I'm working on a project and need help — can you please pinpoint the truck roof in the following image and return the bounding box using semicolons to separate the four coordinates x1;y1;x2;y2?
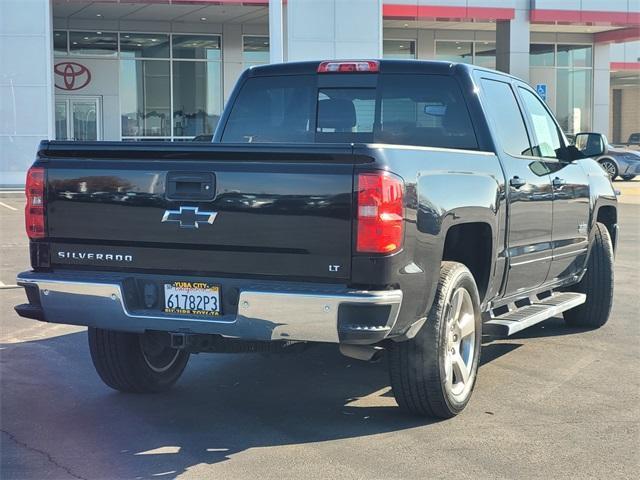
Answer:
246;59;466;77
245;59;522;83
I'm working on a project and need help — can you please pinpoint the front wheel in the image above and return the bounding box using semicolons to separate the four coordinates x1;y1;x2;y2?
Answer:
88;329;190;393
563;222;614;328
388;262;482;418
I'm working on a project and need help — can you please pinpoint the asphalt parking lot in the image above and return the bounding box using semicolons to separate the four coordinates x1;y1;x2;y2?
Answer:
1;184;639;480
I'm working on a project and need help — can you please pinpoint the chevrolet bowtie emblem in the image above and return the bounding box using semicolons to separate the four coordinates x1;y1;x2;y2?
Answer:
161;206;217;229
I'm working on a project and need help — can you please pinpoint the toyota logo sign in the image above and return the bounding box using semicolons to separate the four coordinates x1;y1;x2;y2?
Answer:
54;62;91;91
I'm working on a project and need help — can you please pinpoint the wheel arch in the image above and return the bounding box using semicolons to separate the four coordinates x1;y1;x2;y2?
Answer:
594;203;618;252
440;221;495;304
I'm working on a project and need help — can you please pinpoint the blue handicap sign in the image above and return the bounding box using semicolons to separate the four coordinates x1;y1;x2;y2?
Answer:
535;83;547;101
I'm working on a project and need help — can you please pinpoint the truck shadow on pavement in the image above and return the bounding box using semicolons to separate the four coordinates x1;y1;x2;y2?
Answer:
0;316;585;479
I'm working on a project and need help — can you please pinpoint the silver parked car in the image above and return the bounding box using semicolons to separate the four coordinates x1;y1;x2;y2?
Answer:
575;132;640;181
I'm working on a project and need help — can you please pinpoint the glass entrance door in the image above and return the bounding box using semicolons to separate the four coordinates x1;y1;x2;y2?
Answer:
55;96;102;141
55;100;68;140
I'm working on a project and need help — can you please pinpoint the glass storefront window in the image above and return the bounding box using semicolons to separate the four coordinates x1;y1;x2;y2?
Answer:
383;40;416;59
556;68;592;134
173;61;223;137
474;42;496;69
172;35;221;60
436;41;473;64
120;59;171;137
54;31;67;55
54;30;223;140
120;33;169;59
557;45;592;68
530;44;555;67
69;31;117;56
243;36;269;67
529;42;594;134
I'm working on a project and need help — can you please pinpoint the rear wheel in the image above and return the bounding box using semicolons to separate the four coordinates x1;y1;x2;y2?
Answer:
388;262;482;418
88;329;190;393
599;158;618;180
563;222;614;329
621;175;636;181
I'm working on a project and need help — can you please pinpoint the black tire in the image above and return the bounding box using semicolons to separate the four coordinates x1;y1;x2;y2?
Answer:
88;328;190;393
621;175;636;181
563;222;614;329
598;158;618;180
388;262;482;418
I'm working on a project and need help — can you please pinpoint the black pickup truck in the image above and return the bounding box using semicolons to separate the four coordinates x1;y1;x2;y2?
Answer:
16;60;617;418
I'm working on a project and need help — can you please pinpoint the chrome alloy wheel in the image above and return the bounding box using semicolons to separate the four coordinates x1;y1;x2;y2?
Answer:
139;332;181;373
600;160;617;178
444;287;477;401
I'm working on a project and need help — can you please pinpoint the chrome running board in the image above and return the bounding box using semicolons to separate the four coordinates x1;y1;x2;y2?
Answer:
485;292;586;336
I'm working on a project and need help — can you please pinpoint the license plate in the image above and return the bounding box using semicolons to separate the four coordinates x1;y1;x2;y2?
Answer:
164;281;221;316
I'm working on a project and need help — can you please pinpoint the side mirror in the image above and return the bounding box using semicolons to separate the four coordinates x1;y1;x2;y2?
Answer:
574;132;608;158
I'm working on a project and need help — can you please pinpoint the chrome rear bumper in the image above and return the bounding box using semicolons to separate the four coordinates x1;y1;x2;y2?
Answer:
16;271;402;344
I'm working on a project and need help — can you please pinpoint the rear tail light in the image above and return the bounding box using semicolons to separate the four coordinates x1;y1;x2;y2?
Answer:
356;171;404;254
25;166;46;239
317;60;379;73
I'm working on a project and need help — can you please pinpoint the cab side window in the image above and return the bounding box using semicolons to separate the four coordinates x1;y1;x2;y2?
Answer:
480;79;533;157
518;88;563;159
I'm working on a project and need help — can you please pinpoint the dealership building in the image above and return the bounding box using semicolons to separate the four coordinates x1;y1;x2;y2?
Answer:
1;0;638;186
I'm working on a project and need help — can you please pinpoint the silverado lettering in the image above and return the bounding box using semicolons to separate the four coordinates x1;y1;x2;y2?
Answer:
57;251;133;262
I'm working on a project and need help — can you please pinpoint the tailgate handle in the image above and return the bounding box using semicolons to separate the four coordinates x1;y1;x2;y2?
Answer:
166;172;215;201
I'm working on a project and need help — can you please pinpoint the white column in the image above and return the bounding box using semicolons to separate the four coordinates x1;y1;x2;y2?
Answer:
222;23;243;104
0;0;54;186
495;2;530;82
269;0;285;63
592;42;611;135
286;0;382;62
417;29;435;60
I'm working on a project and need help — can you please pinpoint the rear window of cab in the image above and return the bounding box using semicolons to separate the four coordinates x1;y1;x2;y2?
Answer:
220;74;478;150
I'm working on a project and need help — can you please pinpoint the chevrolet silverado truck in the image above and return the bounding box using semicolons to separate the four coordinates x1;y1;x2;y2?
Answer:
16;60;617;418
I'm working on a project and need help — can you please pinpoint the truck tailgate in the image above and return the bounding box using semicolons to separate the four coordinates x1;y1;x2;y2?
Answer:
41;144;356;281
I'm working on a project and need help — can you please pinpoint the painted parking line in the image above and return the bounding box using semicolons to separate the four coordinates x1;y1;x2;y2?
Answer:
0;201;18;211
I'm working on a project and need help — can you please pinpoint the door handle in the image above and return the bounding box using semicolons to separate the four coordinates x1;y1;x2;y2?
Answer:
552;177;566;188
509;176;527;189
